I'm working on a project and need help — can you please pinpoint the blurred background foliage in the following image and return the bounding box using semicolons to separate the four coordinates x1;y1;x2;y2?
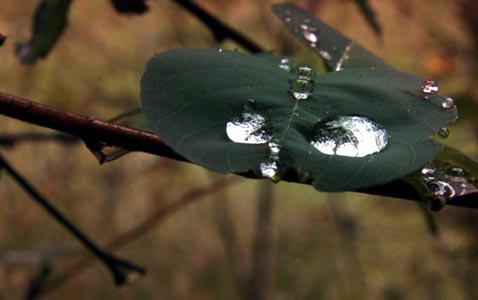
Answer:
0;0;477;299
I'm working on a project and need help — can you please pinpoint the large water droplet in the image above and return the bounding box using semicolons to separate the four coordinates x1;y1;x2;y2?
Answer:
421;80;439;94
310;116;388;157
278;57;294;72
226;112;272;144
442;97;455;109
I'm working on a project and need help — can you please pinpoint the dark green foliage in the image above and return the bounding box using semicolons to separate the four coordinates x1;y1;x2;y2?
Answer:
140;48;457;191
15;0;72;64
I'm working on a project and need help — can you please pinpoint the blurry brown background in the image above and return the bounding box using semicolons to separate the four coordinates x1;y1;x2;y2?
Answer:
0;0;477;299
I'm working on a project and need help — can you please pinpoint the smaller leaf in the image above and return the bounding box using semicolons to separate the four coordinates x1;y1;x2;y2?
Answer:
110;0;149;14
272;2;391;71
15;0;72;64
352;0;381;37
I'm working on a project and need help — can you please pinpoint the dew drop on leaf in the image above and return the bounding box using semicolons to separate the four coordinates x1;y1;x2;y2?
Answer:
319;50;332;61
278;57;294;72
226;112;272;144
421;80;439;94
289;79;314;100
437;127;449;139
310;116;388;157
260;160;280;180
442;97;455;109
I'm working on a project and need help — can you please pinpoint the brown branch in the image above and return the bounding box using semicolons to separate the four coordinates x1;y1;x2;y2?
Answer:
0;91;185;162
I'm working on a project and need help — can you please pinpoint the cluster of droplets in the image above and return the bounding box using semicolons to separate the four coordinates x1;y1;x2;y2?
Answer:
260;140;282;181
420;80;456;109
310;116;389;157
288;66;316;100
419;80;456;139
272;5;333;64
225;104;282;180
420;162;478;210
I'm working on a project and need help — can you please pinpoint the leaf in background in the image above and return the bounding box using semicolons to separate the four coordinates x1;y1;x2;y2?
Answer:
272;2;390;71
404;145;478;210
0;33;6;47
352;0;381;37
15;0;72;64
110;0;149;14
141;48;457;191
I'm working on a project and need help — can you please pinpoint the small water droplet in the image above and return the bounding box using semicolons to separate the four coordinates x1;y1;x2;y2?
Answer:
310;116;388;157
319;50;332;61
244;98;257;110
226;112;272;144
218;48;223;53
284;17;291;22
278;57;294;72
421;80;439;94
448;167;465;178
268;141;281;156
289;78;314;100
303;30;318;44
437;127;449;139
260;160;279;180
442;97;455;109
296;66;316;81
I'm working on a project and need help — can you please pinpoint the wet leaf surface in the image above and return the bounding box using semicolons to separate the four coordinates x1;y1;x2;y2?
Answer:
141;48;457;191
272;3;389;71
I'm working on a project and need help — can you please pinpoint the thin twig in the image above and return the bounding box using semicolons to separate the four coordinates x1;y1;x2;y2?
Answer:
35;176;239;297
0;91;184;161
172;0;263;53
249;181;275;300
0;154;146;288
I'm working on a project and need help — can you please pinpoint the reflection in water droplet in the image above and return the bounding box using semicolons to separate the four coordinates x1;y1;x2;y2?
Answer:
420;162;478;205
303;30;318;44
296;66;316;81
289;66;316;100
226;112;272;144
278;57;294;72
319;50;332;61
421;80;439;94
442;97;455;109
218;48;223;53
289;79;314;100
437;127;449;139
310;116;388;157
268;141;281;156
260;160;279;180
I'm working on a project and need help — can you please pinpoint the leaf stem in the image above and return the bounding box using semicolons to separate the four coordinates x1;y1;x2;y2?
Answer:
172;0;263;53
0;91;184;161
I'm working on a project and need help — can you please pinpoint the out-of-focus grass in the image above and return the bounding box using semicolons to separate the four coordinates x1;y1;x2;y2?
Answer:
1;1;477;299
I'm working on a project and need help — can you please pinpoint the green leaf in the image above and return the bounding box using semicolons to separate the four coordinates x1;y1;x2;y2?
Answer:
15;0;72;64
272;3;390;71
141;48;457;191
